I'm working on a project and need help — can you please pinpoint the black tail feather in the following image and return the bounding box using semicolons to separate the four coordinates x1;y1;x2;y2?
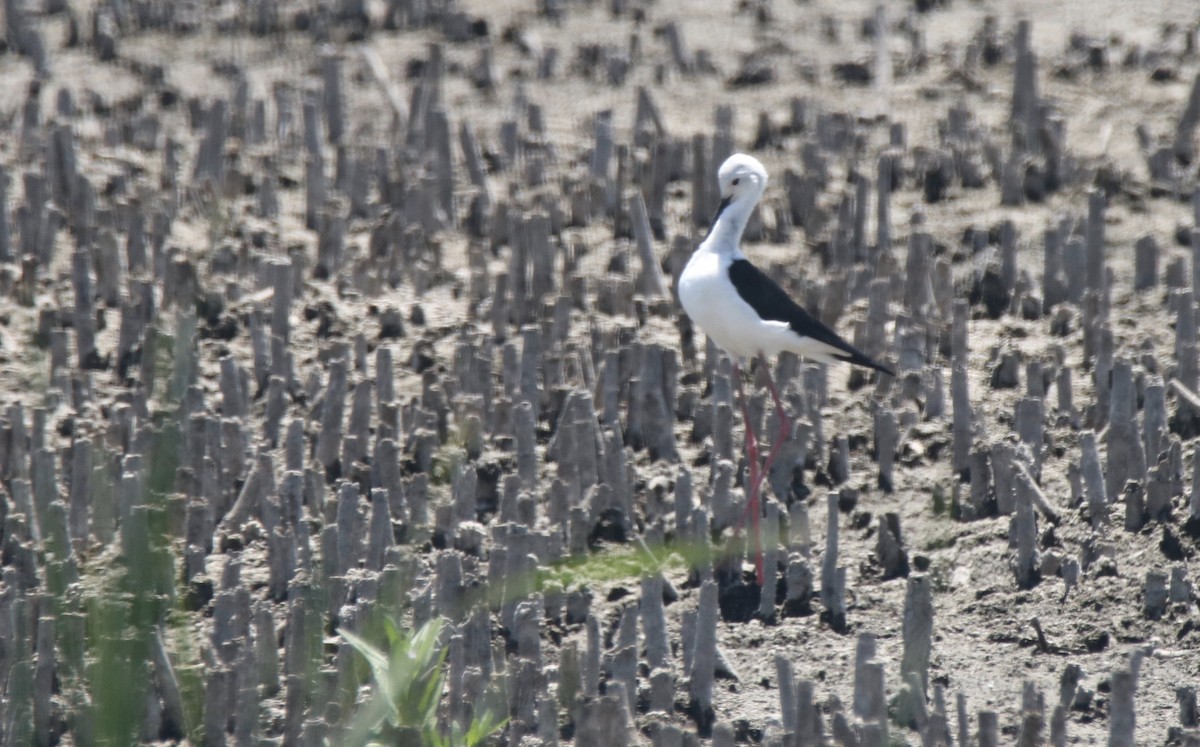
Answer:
836;350;895;377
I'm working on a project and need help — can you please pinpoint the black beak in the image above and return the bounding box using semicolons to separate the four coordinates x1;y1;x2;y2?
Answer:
706;195;732;237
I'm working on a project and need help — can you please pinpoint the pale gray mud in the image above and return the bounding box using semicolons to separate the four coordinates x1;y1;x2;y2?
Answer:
0;0;1197;745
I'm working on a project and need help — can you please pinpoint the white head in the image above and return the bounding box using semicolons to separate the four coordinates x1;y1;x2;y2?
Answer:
716;153;769;203
704;153;769;248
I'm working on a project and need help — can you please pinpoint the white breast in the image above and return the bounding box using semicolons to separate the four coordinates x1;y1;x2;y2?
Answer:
678;248;796;360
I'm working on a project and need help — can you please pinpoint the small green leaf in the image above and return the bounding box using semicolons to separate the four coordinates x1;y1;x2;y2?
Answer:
340;629;388;672
463;708;508;747
382;617;402;648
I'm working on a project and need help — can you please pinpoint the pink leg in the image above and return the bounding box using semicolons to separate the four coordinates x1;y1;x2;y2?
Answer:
755;353;792;489
733;362;765;586
744;355;793;587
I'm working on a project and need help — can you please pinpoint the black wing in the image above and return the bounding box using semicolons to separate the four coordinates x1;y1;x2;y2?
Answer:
727;258;894;376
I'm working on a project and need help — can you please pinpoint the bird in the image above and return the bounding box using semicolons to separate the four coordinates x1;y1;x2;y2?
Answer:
678;152;893;586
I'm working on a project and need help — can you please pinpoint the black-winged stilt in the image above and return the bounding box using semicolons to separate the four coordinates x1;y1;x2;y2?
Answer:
678;152;893;586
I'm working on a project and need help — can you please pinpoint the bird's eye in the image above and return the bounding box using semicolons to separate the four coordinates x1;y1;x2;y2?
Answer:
731;178;740;186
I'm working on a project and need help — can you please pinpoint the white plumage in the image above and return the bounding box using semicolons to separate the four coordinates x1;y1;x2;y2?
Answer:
679;153;892;375
679;245;848;363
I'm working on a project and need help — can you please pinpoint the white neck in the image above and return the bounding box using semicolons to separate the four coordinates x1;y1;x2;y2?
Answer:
703;189;762;255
